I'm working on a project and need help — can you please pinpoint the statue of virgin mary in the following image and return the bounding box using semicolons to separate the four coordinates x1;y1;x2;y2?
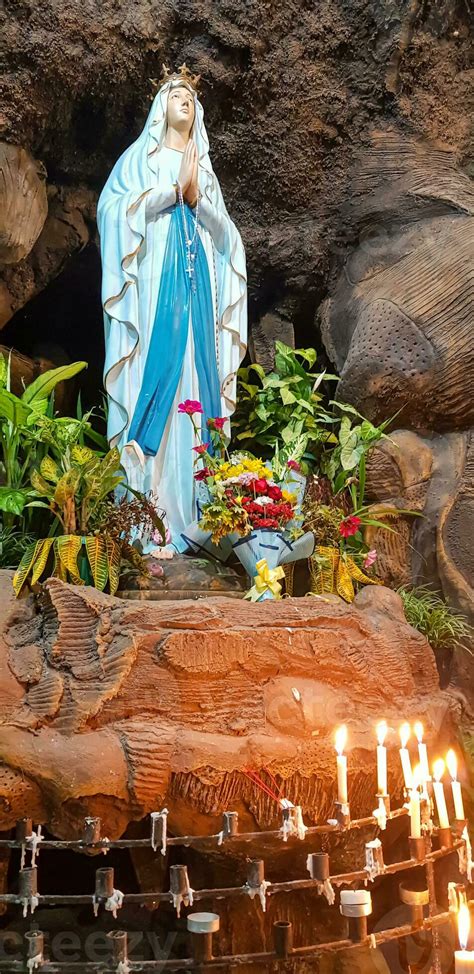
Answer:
97;65;247;552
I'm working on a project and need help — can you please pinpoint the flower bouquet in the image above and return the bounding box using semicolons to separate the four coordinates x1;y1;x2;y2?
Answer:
178;400;314;600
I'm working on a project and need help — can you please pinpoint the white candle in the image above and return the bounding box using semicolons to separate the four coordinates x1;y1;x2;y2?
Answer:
335;725;348;804
409;765;421;838
399;723;413;789
455;904;474;974
447;749;466;820
414;722;431;785
432;759;450;829
376;721;388;795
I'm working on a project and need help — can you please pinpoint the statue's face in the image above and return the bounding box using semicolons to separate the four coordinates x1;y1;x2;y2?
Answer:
166;85;195;134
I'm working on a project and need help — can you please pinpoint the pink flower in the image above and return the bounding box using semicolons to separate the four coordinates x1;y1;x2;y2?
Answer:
208;416;226;430
363;549;378;569
192;443;210;454
194;467;211;481
287;459;301;472
178;399;203;415
339;515;362;538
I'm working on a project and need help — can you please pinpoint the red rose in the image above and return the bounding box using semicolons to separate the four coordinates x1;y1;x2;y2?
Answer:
192;443;210;454
178;399;203;415
254;517;279;529
339;515;362;538
208;416;227;430
254;478;269;494
194;467;211;481
267;484;282;501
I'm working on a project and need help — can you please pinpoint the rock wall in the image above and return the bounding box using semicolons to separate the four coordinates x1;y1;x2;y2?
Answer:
0;0;471;338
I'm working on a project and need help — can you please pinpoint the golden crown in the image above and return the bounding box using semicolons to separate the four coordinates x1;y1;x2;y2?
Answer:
150;63;201;97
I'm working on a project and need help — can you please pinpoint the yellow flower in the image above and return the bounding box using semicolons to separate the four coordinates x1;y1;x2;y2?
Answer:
282;490;297;503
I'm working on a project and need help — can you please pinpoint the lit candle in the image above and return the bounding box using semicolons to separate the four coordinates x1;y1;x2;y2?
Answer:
447;749;465;821
409;765;421;839
414;722;431;785
455;903;474;974
335;725;348;805
432;759;450;829
376;721;388;796
399;723;413;789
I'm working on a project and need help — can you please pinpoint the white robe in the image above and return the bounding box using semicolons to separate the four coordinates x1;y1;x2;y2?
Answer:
98;83;247;552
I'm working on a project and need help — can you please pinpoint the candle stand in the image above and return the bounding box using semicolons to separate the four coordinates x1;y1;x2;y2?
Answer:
399;881;429;925
0;802;470;971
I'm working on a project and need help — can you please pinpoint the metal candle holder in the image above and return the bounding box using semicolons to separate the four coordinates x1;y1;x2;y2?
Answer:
107;930;129;965
25;929;44;967
83;817;101;846
307;852;330;882
16;819;33;843
409;835;427;862
399;881;429;925
187;912;220;963
19;867;37;900
273;920;293;958
222;811;239;838
95;867;114;902
335;801;351;827
340;890;372;943
437;826;453;850
170;864;191;898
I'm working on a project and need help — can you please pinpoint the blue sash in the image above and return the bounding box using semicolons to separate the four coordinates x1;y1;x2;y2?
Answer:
129;205;221;456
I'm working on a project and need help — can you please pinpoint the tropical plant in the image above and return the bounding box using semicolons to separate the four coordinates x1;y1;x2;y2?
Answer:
397;586;472;652
320;402;393;509
0;526;36;569
12;445;165;596
232;342;338;469
0;353;88;525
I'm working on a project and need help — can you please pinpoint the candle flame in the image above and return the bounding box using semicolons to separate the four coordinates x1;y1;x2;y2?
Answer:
399;723;411;748
446;749;458;781
458;903;471;951
433;758;445;783
376;720;388;746
335;725;347;755
414;721;424;743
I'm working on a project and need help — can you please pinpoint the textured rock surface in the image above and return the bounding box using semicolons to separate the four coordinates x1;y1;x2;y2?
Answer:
0;143;47;267
321;130;474;432
0;0;471;335
366;429;474;627
0;570;451;841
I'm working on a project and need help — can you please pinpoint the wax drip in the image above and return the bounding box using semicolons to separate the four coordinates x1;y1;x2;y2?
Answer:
245;880;271;912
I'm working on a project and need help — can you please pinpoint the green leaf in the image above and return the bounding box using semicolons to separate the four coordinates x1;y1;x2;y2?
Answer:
280;387;296;405
0;487;29;515
0;389;31;426
0;355;8;389
71;445;97;465
40;456;61;483
255;404;268;422
30;538;55;585
330;401;363;418
85;536;110;591
56;535;84;585
31;468;53;496
13;541;41;596
105;537;121;595
341;442;364;471
22;361;87;404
